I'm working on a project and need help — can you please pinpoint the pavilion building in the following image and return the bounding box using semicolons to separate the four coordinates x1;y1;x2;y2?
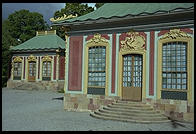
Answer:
52;3;194;122
7;30;65;90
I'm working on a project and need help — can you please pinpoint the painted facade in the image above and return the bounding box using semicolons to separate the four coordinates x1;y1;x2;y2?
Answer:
51;3;194;122
7;30;65;90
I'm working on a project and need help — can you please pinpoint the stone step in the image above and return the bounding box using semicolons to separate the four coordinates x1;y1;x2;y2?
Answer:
107;104;153;110
103;106;160;114
112;102;151;107
90;112;171;124
94;110;169;121
116;100;146;104
99;107;162;117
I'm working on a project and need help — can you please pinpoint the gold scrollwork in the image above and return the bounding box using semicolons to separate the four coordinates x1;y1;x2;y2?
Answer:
160;29;191;40
120;31;146;52
50;14;78;22
86;33;109;44
42;55;52;62
27;54;36;62
13;56;22;62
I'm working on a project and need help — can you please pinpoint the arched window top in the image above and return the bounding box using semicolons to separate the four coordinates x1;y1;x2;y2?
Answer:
13;56;22;62
42;55;52;62
86;33;109;47
160;29;192;41
28;54;36;62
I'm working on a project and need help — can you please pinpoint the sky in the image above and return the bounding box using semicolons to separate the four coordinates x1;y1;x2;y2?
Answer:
2;3;96;26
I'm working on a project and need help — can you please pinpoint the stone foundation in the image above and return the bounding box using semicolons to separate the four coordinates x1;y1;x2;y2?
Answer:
64;93;120;112
7;79;64;91
143;98;194;122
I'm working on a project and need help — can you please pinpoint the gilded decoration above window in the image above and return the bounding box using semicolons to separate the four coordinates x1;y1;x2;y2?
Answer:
42;55;52;62
160;29;191;40
120;31;145;52
27;55;36;62
86;33;109;44
13;56;22;62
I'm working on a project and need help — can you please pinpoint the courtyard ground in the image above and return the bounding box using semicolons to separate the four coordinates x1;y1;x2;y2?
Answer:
2;88;194;131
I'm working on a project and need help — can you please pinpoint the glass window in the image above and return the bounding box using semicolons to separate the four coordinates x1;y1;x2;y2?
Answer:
14;62;22;79
162;42;187;100
42;61;51;80
88;46;106;87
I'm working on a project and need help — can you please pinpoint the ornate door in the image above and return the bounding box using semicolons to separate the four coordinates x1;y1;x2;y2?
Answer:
28;61;36;81
122;54;142;101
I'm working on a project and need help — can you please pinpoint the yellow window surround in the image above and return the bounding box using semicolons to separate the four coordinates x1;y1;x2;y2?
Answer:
84;33;110;96
157;29;193;101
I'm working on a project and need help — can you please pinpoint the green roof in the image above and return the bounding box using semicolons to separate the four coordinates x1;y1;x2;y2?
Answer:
11;34;65;51
53;3;194;24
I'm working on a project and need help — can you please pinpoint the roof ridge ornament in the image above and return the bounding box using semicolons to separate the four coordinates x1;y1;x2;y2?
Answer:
50;14;78;22
120;31;146;52
160;29;191;40
86;33;109;44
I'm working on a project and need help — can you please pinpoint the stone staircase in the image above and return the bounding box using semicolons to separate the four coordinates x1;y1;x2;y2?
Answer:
90;100;171;123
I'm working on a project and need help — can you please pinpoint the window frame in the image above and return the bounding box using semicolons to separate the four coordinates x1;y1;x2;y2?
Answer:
42;61;52;81
157;29;193;101
13;61;22;80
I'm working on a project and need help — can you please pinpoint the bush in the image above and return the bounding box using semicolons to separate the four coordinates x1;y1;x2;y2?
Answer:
2;76;8;87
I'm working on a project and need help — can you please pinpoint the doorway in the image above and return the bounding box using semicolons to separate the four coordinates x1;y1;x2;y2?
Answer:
122;54;143;101
28;61;36;81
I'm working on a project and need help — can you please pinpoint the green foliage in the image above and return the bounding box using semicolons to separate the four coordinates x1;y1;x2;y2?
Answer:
52;3;95;40
7;9;49;43
2;10;49;87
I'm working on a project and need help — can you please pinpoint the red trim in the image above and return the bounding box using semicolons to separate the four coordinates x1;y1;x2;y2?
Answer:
37;57;39;79
53;56;56;80
68;36;83;91
111;33;116;93
158;30;169;37
180;28;193;34
59;56;65;80
23;57;25;79
149;31;155;96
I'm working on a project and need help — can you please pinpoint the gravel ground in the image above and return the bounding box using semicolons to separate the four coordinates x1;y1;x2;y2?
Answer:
2;88;194;131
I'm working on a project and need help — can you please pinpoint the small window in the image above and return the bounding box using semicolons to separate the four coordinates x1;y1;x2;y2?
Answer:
42;61;51;81
13;62;22;80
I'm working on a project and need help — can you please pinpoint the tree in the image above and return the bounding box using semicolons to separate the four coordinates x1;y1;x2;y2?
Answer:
7;9;49;43
52;3;95;40
2;10;49;87
95;3;105;9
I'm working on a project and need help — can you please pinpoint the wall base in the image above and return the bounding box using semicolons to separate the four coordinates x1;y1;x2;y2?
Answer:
64;93;120;112
143;98;194;122
7;79;64;91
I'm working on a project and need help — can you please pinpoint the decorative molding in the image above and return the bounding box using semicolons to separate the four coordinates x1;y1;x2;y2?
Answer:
50;14;78;22
42;55;52;62
86;33;109;44
160;29;192;40
13;56;22;62
120;31;146;52
27;55;36;62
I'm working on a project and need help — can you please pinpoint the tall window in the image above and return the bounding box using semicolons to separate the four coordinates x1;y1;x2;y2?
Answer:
13;62;22;80
162;42;187;100
88;46;106;95
42;61;51;81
